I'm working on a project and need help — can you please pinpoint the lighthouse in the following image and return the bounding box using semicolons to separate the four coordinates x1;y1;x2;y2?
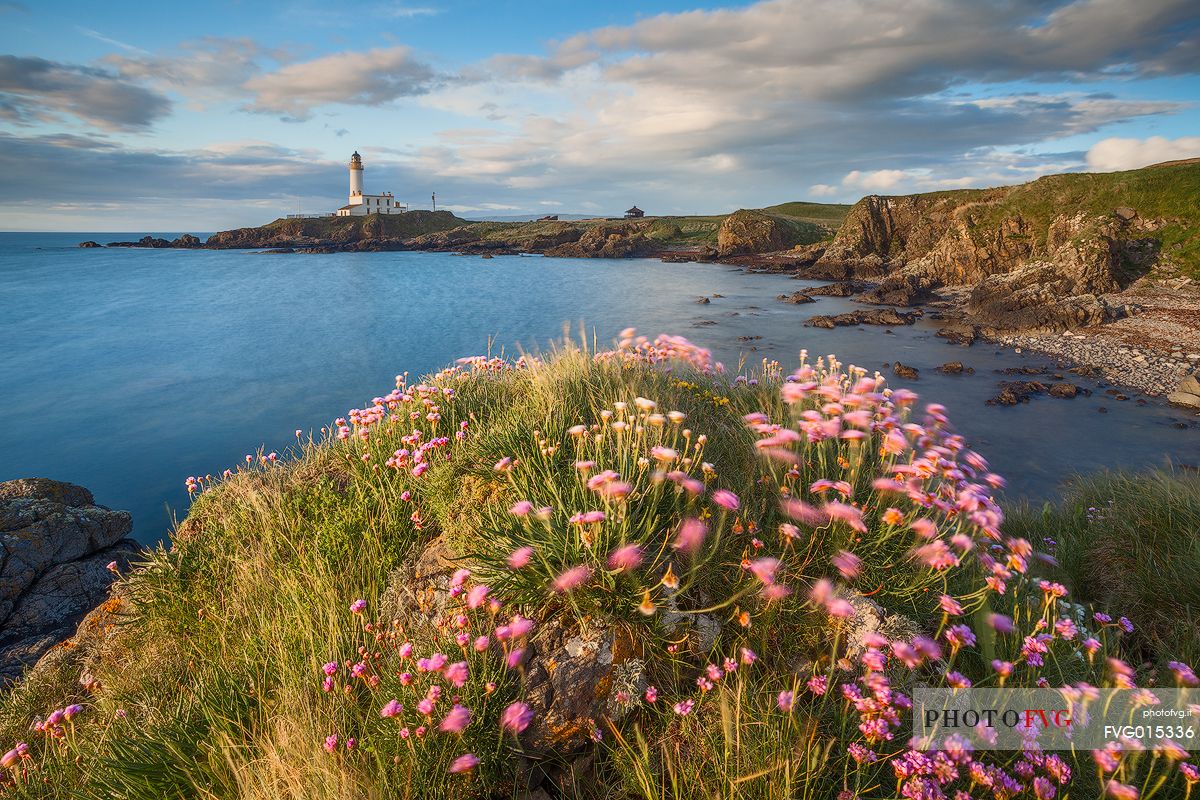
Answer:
335;151;406;216
349;151;364;198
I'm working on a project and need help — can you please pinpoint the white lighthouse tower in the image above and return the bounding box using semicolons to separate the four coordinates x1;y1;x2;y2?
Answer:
335;151;406;216
349;151;364;199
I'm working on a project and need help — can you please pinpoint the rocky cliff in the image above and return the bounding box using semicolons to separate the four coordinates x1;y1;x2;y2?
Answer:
204;211;467;250
813;160;1200;331
0;479;139;681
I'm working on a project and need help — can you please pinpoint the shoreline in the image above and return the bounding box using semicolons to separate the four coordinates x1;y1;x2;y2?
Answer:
85;236;1200;409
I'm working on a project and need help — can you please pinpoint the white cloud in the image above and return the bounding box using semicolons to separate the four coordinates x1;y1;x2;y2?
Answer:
244;46;438;119
842;169;914;191
809;184;838;197
1085;135;1200;171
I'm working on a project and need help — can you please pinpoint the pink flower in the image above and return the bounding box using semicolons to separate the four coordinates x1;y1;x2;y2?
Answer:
832;550;861;579
349;599;367;614
748;557;780;585
506;647;525;669
780;498;827;526
673;699;695;715
1105;781;1139;800
509;615;535;638
552;565;591;593
827;598;856;618
508;546;534;569
439;704;471;734
822;501;866;533
449;753;480;773
712;490;740;511
608;544;643;571
501;702;534;734
910;518;938;539
322;661;338;676
323;734;338;753
938;595;963;616
740;647;757;665
645;686;658;703
466;584;490;609
473;635;490;652
445;661;469;688
777;691;794;712
509;500;534;516
674;518;707;555
380;699;402;718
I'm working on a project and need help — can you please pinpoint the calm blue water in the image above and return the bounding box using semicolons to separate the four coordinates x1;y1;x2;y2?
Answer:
1;232;1195;544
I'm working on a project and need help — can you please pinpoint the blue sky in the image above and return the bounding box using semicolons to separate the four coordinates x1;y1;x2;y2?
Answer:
1;0;1198;230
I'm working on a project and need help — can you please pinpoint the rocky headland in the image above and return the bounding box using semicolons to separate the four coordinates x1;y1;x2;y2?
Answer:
0;479;139;681
83;160;1200;401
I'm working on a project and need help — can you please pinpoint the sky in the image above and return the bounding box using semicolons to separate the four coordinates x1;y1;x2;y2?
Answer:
0;0;1198;230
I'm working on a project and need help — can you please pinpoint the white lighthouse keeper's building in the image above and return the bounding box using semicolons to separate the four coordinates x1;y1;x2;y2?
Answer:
335;152;406;216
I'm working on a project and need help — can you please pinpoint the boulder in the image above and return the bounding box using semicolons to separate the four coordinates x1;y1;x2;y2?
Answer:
380;538;642;758
860;274;938;307
1048;382;1079;399
0;479;140;681
77;241;102;248
777;292;816;304
986;381;1047;406
892;362;920;380
938;362;972;375
1168;373;1200;409
717;210;790;257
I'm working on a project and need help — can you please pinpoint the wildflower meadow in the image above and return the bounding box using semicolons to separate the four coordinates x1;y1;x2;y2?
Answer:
1;330;1197;799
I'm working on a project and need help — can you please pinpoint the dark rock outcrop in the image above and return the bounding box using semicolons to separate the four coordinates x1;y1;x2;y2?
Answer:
77;241;102;248
794;281;870;297
545;224;653;258
986;381;1086;405
937;361;975;375
0;479;140;681
105;234;203;249
936;324;979;346
892;362;920;380
987;381;1048;406
777;291;816;304
805;308;922;328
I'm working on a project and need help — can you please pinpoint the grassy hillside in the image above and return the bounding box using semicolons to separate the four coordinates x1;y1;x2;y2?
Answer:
830;160;1200;280
2;333;1197;799
969;160;1200;277
760;200;853;228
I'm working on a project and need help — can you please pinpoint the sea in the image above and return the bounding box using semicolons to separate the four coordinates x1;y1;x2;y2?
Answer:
1;232;1195;545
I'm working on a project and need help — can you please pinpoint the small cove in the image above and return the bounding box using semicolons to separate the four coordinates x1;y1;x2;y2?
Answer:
1;233;1195;544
